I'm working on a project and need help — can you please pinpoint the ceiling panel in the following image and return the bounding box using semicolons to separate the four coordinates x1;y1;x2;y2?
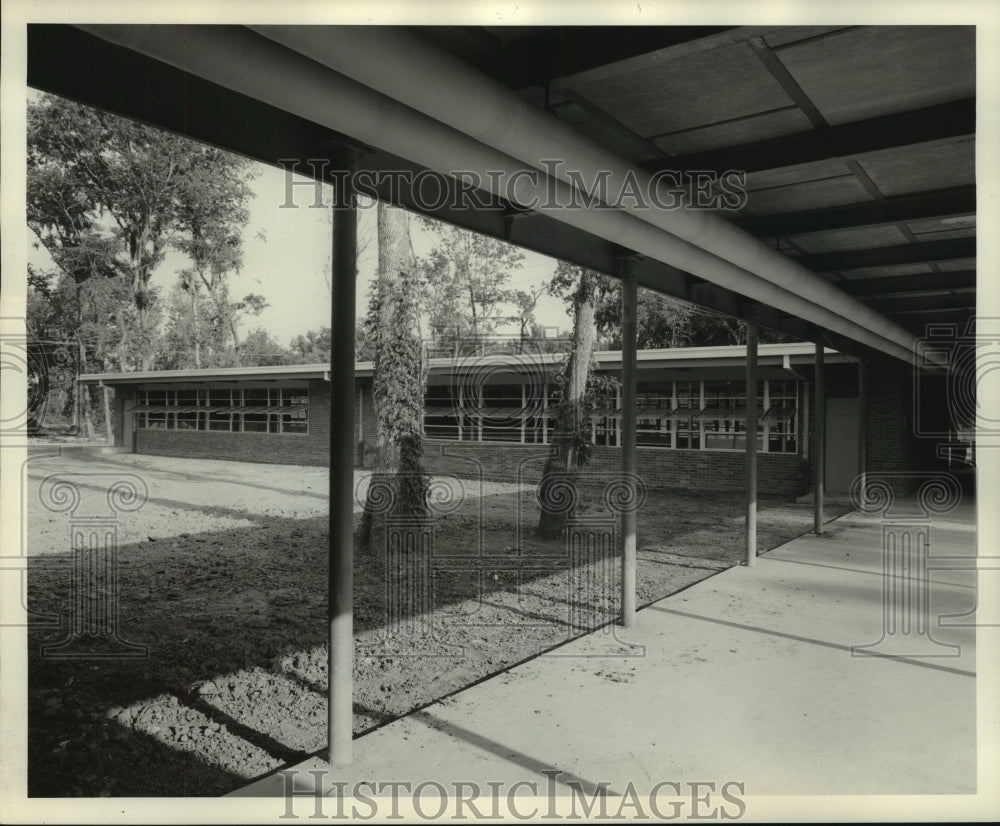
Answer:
837;263;936;280
745;176;874;216
744;160;852;191
550;101;656;162
762;26;850;49
788;225;909;255
906;214;975;234
567;41;794;138
909;227;976;241
775;25;975;126
652;106;813;155
856;138;975;196
936;258;977;272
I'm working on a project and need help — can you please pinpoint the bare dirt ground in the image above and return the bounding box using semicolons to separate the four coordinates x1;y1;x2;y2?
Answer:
22;451;849;797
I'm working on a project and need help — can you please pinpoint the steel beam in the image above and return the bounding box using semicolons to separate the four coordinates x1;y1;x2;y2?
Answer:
328;148;357;766
840;270;976;299
794;238;975;273
649;99;975;175
814;342;825;536
745;319;759;566
731;186;976;238
620;262;638;627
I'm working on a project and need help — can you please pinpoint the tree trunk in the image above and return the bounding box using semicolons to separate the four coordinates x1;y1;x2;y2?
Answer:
537;270;599;539
358;202;428;546
192;288;201;368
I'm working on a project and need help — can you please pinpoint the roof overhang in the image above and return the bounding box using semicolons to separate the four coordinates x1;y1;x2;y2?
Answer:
79;364;330;386
25;24;975;368
82;344;852;387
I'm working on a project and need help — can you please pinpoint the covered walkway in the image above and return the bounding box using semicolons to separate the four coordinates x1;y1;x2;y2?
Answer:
233;499;978;807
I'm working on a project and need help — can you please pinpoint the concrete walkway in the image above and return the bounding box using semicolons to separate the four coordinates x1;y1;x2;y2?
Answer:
231;502;982;813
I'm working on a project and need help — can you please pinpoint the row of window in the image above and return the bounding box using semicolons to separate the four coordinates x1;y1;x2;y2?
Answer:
423;379;799;453
130;378;799;452
133;387;309;434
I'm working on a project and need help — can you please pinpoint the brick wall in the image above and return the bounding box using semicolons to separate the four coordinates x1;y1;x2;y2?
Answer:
355;379;376;468
800;361;929;495
421;439;809;497
119;362;929;499
864;361;923;494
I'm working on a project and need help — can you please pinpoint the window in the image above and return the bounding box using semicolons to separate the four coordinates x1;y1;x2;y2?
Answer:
637;382;673;448
422;375;798;453
281;390;308;435
674;381;701;450
425;384;461;440
134;385;309;435
208;389;233;431
241;387;270;432
175;389;201;430
763;379;798;454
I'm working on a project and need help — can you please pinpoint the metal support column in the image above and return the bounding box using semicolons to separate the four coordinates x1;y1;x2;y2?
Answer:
857;361;867;506
745;319;758;566
814;341;825;536
620;263;638;627
329;150;358;766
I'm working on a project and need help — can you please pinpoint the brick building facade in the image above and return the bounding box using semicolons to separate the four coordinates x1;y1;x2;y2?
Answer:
88;344;939;499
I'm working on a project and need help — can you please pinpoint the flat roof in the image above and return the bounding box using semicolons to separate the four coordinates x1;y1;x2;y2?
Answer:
80;343;853;386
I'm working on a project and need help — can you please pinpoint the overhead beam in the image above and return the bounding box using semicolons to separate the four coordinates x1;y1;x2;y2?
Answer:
497;26;737;89
793;238;976;273
881;306;976;321
731;185;976;238
840;270;976;298
647;98;975;175
28;25;780;341
865;293;976;314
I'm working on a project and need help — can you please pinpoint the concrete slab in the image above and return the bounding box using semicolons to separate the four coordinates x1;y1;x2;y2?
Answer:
232;505;977;803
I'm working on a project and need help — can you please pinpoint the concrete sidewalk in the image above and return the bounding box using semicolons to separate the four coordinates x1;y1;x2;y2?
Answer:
232;503;978;802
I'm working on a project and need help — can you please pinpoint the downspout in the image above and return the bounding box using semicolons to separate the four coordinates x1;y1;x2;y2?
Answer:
784;352;809;462
80;25;917;365
254;25;922;362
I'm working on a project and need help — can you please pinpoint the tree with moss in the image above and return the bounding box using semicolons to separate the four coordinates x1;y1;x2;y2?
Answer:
537;262;619;539
357;202;429;544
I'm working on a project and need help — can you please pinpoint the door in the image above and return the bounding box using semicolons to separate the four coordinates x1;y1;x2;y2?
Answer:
825;397;859;494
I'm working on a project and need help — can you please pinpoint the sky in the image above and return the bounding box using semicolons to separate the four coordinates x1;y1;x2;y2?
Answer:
242;163;573;346
27;144;573;349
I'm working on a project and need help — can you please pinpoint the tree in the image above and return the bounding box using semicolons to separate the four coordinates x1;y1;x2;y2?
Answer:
289;327;332;363
239;327;293;366
27;93;258;374
595;284;789;349
171;145;259;367
358;202;429;544
511;286;548;353
417;218;525;353
537;263;619;539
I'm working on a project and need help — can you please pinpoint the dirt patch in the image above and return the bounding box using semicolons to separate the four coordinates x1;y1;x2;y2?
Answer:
24;454;849;796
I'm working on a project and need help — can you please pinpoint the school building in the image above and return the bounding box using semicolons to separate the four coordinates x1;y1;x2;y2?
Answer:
80;341;955;499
